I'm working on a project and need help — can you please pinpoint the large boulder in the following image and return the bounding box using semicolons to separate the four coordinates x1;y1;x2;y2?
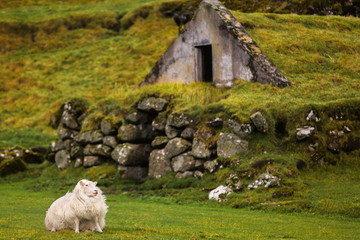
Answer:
171;152;196;172
118;165;148;181
55;150;71;169
191;138;212;159
228;119;254;138
164;137;192;159
111;143;152;166
148;149;171;179
250;111;268;133
217;133;248;158
137;97;168;112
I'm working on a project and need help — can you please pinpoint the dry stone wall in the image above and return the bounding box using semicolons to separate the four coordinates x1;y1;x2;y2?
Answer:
49;97;273;181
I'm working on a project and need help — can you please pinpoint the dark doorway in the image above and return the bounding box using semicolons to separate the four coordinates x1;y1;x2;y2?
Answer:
196;44;213;82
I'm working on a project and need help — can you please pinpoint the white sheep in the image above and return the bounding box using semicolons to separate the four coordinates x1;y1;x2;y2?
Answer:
45;179;108;233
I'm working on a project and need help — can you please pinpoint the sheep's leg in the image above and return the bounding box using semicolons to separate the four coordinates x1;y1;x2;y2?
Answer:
74;217;80;233
94;217;103;233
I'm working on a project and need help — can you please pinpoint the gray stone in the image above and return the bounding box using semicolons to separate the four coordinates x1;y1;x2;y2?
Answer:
74;158;83;168
118;125;140;142
83;156;103;167
111;143;152;166
165;124;182;139
63;139;72;152
118;165;148;181
50;140;65;152
181;127;196;140
140;0;290;88
204;160;218;173
195;159;205;169
61;111;80;130
164;137;192;159
167;113;194;128
191;138;212;159
84;144;112;157
125;112;142;125
248;173;280;190
103;136;118;148
57;125;78;140
296;126;316;141
137;97;168;112
225;173;243;191
171;152;196;172
148;149;171;179
205;118;223;128
70;143;83;158
228;119;254;138
209;185;233;202
194;170;204;179
152;112;167;131
55;150;71;169
250;111;268;133
119;124;155;142
175;171;194;179
151;136;169;149
74;131;103;144
101;120;117;135
217;133;248;158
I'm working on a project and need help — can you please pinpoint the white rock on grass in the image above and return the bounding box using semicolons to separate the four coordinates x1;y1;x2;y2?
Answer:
208;185;233;202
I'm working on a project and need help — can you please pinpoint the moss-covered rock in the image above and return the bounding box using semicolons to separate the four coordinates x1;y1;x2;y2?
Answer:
0;157;27;176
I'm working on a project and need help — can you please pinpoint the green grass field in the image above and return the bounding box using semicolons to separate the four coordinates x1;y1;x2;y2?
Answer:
1;174;360;240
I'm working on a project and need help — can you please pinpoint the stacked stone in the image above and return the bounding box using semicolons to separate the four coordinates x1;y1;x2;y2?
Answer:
111;97;168;180
50;101;89;169
49;97;271;181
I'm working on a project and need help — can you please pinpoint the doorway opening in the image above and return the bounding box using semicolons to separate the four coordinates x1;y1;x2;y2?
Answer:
195;44;213;82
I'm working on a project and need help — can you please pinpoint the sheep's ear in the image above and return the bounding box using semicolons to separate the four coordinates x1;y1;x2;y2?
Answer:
79;180;85;186
94;181;97;186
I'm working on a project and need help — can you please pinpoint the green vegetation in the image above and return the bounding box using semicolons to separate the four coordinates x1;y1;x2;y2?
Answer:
0;0;359;145
0;0;360;238
1;165;360;239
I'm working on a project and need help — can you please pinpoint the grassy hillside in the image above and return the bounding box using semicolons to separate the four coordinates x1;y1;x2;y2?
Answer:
0;0;359;147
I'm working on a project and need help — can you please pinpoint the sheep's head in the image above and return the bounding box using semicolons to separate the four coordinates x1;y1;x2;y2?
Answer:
77;179;100;197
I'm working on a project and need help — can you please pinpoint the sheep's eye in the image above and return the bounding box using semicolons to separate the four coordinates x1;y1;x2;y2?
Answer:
85;184;88;186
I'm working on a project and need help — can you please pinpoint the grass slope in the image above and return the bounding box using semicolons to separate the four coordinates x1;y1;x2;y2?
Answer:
0;0;359;147
1;177;360;239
